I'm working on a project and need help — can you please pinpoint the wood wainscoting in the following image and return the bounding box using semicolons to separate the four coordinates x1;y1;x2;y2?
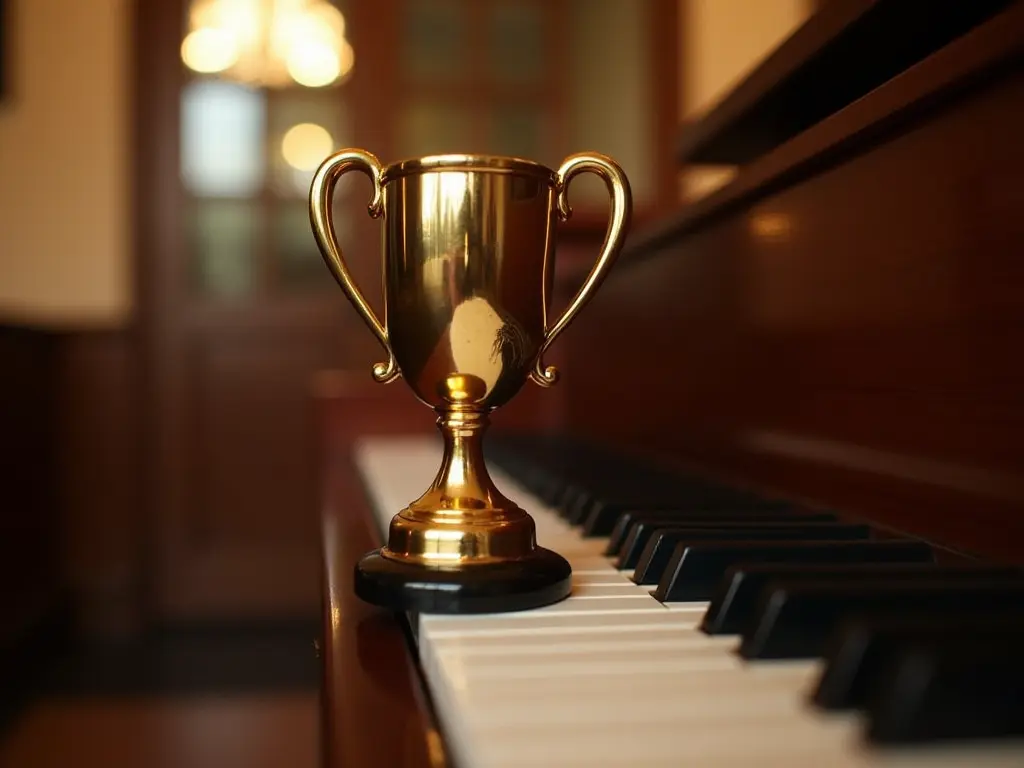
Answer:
0;325;63;679
0;325;144;647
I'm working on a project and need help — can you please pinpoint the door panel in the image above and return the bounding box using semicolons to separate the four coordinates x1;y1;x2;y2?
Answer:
188;332;331;546
164;329;338;617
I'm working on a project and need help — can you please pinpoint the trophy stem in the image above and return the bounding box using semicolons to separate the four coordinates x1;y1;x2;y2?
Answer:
426;407;517;521
381;405;537;565
355;403;573;612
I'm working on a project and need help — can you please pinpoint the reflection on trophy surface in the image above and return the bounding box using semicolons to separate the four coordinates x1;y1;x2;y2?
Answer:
310;149;631;613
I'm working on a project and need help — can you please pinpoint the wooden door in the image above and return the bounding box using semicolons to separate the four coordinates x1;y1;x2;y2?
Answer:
140;0;379;619
138;0;675;620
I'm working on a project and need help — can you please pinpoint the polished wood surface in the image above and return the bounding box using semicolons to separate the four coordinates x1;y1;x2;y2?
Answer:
564;1;1024;564
317;389;445;768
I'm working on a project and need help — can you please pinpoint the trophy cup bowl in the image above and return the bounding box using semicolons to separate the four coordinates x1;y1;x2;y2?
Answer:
310;149;631;613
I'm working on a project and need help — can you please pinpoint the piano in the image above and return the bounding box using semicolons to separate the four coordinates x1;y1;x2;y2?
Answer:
317;1;1024;766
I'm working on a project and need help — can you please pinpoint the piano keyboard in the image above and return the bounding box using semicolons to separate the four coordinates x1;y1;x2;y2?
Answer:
353;435;1024;768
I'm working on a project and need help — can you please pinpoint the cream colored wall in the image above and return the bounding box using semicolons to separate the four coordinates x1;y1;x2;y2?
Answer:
0;0;131;328
678;0;814;201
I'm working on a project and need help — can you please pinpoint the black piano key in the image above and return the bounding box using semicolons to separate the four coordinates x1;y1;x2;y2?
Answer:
574;493;726;527
605;511;693;555
538;477;569;506
614;516;847;570
740;579;1024;660
602;507;710;551
582;496;810;537
603;509;837;556
616;517;854;572
866;634;1024;744
559;485;593;519
628;523;871;582
653;539;935;603
702;563;1022;636
814;612;1024;711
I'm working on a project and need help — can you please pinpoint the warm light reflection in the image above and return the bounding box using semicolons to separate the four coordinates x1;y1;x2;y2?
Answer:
449;297;503;396
281;122;334;170
181;27;240;73
182;0;354;88
287;40;344;87
750;212;792;241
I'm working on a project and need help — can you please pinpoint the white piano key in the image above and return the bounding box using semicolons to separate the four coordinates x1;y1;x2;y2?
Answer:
422;609;706;637
871;743;1024;768
355;437;1024;768
429;627;736;654
570;571;636;585
661;600;711;614
461;714;869;768
564;583;661;597
560;556;624;572
435;594;668;617
437;647;819;686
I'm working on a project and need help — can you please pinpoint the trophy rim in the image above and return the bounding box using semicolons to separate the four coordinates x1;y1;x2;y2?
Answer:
381;154;557;184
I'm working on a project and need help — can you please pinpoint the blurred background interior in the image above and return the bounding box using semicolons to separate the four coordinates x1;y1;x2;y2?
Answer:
0;0;822;765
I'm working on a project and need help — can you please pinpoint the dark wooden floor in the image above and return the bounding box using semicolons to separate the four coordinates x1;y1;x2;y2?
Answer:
0;621;321;768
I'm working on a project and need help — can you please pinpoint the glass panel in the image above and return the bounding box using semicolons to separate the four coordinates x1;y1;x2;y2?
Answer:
275;201;345;291
268;91;349;197
191;201;259;298
403;0;468;82
488;106;547;162
487;1;545;83
181;80;266;197
567;0;654;206
397;102;474;158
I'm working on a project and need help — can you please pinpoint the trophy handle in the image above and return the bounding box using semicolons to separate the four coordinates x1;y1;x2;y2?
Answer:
530;152;632;387
310;149;399;384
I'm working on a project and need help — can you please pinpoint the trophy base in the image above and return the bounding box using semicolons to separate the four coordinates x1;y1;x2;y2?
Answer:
354;548;572;614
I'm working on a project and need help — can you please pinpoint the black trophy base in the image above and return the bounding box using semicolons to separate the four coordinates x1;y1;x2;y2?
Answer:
354;548;572;614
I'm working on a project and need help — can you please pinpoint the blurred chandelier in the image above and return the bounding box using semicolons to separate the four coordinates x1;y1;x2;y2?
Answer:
181;0;353;88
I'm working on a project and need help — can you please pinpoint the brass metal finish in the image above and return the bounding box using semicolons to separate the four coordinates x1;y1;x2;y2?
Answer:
310;149;631;571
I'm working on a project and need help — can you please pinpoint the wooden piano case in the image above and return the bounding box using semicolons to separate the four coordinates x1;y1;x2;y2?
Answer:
560;0;1024;566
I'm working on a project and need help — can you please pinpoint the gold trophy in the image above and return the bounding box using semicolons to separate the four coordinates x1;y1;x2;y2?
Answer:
310;149;631;613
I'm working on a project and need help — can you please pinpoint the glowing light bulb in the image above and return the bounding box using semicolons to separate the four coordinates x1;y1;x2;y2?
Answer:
181;27;240;73
281;123;334;171
181;0;353;88
287;41;342;87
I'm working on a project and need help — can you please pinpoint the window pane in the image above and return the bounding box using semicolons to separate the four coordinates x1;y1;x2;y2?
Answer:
268;91;349;198
487;1;545;83
275;202;343;292
191;201;259;297
488;106;547;162
567;0;654;206
397;102;474;158
181;80;266;197
404;0;468;83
